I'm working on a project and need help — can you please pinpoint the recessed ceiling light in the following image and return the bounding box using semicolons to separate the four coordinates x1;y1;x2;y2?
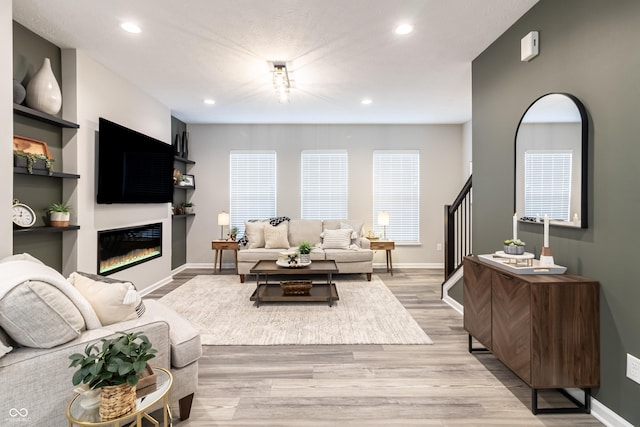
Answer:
203;99;216;105
361;99;373;105
395;24;413;35
120;22;141;34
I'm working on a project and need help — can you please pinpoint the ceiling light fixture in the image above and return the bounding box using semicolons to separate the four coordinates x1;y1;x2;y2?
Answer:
361;99;373;105
120;22;141;34
203;99;215;105
395;24;413;35
273;63;290;103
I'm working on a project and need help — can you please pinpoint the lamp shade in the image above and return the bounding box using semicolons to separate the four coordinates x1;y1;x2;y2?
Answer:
217;211;230;226
378;212;390;226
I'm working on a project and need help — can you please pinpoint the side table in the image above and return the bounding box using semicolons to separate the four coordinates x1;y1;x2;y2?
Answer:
66;366;172;427
370;240;395;275
211;240;238;274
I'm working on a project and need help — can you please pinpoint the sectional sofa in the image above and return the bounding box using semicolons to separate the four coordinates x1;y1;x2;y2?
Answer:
0;254;201;426
237;218;374;282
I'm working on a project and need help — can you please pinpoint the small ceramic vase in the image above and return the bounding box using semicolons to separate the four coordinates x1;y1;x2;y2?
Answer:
26;58;62;115
13;79;26;104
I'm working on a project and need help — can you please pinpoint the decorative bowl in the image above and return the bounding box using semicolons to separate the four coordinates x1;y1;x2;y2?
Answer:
504;244;525;255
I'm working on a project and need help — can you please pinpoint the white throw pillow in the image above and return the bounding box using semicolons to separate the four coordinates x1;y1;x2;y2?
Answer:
245;221;266;249
340;222;359;239
68;272;140;326
264;222;290;249
322;228;352;249
0;281;85;348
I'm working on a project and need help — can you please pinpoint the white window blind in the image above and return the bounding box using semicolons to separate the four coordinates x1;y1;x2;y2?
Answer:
301;150;348;219
229;151;277;236
524;150;572;221
373;150;420;243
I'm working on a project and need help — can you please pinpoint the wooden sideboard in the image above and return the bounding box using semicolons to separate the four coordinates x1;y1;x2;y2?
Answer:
463;255;599;414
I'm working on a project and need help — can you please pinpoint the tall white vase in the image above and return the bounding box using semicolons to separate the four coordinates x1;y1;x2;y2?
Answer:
26;58;62;115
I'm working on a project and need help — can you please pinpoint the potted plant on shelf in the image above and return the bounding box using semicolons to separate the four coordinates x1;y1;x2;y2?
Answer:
48;202;71;227
13;149;54;175
182;202;194;215
68;332;157;420
298;241;312;264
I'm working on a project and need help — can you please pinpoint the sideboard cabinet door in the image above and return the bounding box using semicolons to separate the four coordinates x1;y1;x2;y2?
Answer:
463;257;492;350
491;271;531;384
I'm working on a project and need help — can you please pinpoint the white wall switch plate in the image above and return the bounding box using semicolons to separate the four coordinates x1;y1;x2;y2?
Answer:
626;353;640;384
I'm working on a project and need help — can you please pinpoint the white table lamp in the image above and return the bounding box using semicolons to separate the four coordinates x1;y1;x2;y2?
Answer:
378;212;389;239
217;211;230;239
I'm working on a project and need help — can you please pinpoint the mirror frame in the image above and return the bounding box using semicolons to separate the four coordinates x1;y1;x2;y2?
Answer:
514;93;589;228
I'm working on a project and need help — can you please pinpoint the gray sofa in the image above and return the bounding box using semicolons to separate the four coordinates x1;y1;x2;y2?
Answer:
0;254;201;426
237;219;373;283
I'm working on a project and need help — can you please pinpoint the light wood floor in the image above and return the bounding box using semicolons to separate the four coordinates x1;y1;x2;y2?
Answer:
148;268;602;426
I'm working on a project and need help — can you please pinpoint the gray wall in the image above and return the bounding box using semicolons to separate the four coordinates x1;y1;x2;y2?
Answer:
185;124;464;268
468;0;640;423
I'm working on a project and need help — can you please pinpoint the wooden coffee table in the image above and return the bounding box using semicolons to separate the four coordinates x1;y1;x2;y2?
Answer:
249;260;339;307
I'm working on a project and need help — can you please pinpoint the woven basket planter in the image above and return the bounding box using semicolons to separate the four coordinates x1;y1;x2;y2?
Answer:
99;383;136;420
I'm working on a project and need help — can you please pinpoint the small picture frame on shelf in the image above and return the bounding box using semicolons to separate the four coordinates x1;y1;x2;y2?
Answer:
179;174;195;188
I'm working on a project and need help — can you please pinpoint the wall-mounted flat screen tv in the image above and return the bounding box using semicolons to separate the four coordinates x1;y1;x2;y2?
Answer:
97;118;174;204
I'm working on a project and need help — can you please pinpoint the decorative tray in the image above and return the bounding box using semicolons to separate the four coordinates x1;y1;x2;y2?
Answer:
478;253;567;275
276;259;311;268
13;135;53;159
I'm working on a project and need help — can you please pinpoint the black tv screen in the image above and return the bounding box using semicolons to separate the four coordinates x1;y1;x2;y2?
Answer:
97;118;174;204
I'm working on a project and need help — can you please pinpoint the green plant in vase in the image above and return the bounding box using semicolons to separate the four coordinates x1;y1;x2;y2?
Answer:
48;202;72;227
298;241;312;263
69;332;157;419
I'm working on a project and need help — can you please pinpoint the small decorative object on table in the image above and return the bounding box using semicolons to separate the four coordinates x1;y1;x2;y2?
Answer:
503;239;525;255
135;363;157;398
228;226;238;241
68;331;157;420
298;241;312;264
280;280;313;295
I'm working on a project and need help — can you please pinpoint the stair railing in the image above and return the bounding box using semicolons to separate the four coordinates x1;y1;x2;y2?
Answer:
444;175;472;283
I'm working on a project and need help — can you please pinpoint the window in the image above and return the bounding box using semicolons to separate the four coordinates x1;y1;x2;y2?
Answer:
373;151;420;243
229;151;277;235
524;150;572;221
301;150;348;219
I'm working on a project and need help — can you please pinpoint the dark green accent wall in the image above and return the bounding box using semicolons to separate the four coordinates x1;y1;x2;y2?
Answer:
468;0;640;423
171;116;187;269
13;21;65;271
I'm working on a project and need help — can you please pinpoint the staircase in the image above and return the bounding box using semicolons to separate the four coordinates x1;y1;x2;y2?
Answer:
441;175;472;300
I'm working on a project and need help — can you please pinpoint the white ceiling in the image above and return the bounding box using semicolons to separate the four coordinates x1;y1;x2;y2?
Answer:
13;0;538;125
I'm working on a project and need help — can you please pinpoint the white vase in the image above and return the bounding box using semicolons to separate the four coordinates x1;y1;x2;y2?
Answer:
26;58;62;115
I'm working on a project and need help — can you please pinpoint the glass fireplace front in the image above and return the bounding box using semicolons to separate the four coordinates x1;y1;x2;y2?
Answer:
98;223;162;275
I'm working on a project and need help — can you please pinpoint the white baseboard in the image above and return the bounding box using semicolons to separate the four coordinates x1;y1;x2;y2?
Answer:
441;267;464;315
564;389;633;427
372;262;444;269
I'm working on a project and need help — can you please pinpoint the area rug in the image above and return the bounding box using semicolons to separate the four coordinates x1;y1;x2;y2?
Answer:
159;275;432;345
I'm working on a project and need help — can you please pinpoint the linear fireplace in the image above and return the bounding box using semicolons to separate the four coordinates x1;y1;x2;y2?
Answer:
98;223;162;275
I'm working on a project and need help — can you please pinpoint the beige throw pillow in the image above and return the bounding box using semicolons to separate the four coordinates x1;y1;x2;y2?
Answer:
245;221;266;249
68;272;140;326
264;222;290;249
322;228;352;249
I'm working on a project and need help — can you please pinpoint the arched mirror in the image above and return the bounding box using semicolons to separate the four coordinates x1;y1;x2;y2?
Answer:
515;93;588;228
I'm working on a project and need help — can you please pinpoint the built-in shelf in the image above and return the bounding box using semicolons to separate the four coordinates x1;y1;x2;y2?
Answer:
174;185;195;190
174;156;195;165
13;103;80;128
172;214;196;218
14;167;80;179
13;225;80;234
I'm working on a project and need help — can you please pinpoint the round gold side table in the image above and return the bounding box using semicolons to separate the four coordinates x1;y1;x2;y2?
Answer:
66;367;172;427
